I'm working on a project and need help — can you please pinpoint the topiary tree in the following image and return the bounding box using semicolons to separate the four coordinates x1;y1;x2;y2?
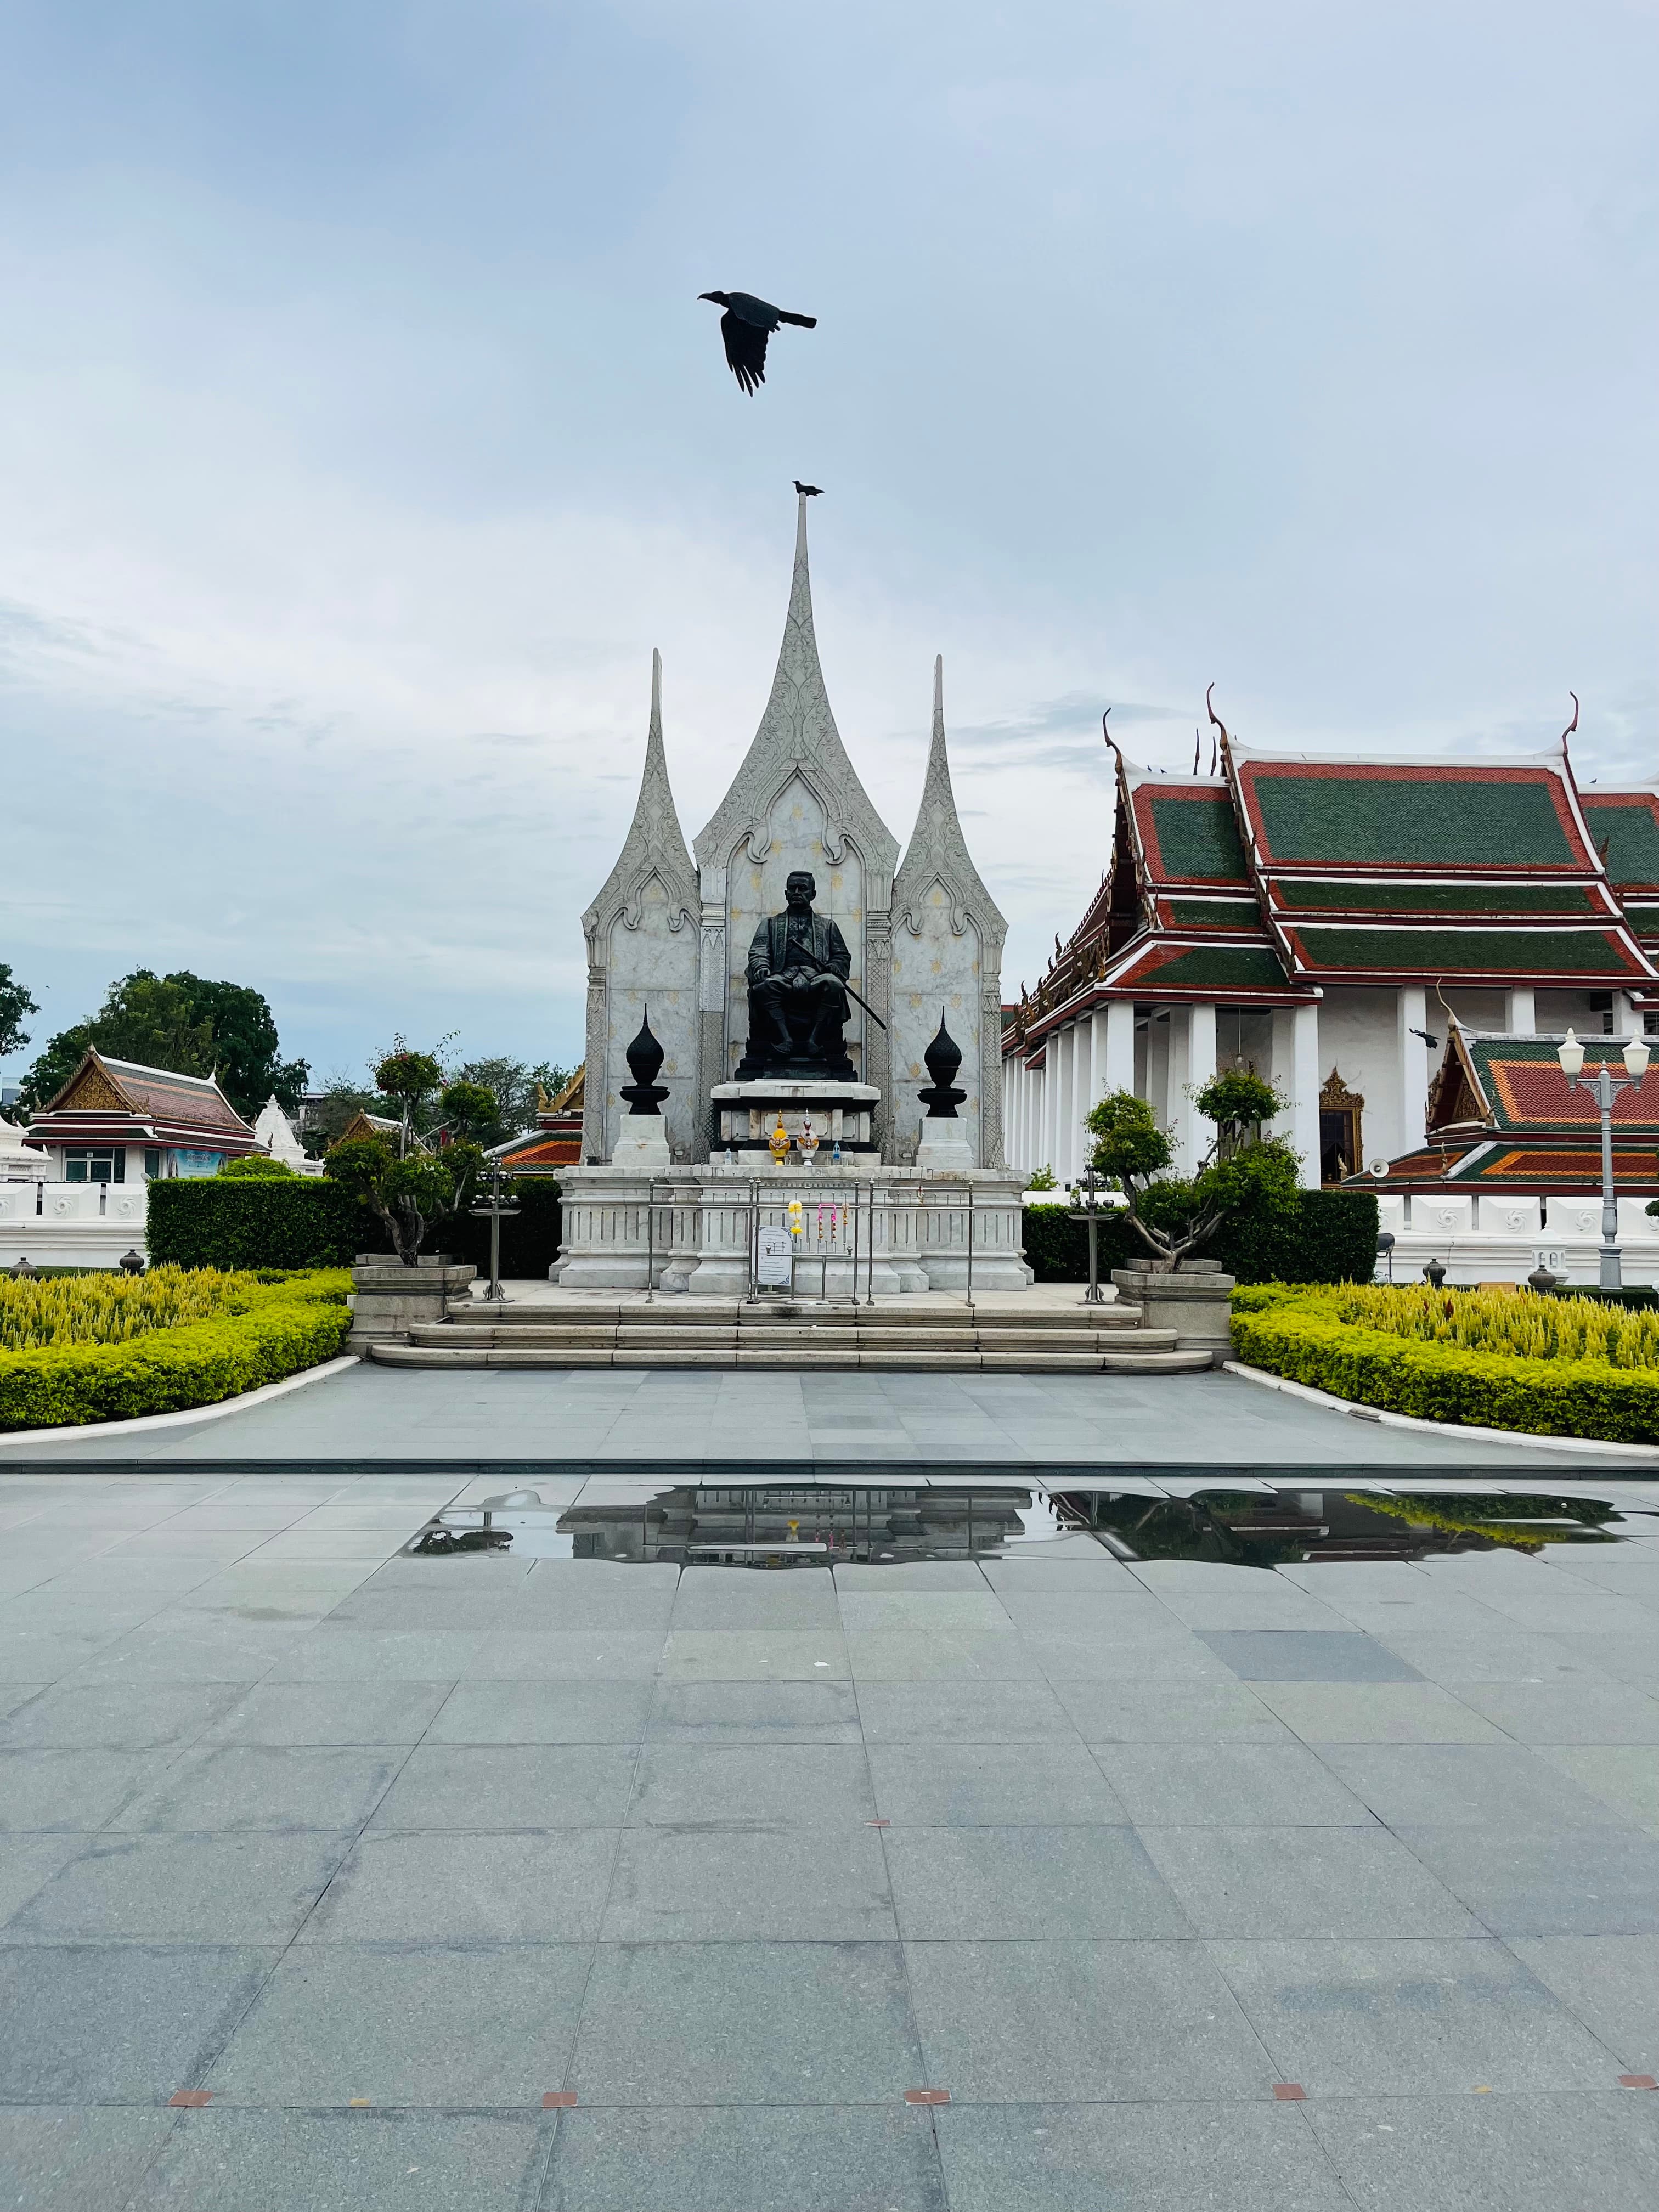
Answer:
373;1043;445;1157
323;1132;482;1265
1086;1070;1299;1268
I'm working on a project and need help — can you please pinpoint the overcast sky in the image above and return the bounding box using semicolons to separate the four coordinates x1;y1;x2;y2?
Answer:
3;1;1656;1090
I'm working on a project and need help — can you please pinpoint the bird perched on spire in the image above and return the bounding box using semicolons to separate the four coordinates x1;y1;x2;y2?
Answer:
793;480;822;497
698;290;817;393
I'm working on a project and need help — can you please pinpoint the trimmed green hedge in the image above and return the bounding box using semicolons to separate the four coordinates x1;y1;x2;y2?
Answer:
0;1271;353;1432
1023;1189;1379;1288
149;1178;364;1270
1231;1288;1659;1442
149;1174;565;1278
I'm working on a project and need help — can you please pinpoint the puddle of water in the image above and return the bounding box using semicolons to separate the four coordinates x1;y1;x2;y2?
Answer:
406;1480;1649;1570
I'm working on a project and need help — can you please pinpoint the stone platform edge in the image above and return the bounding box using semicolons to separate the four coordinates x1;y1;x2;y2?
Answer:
1222;1358;1659;1460
0;1355;360;1451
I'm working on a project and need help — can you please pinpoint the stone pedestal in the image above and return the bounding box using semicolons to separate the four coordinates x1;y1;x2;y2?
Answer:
710;1080;878;1158
1110;1257;1235;1367
915;1121;972;1172
348;1256;477;1353
610;1114;672;1167
550;1162;1032;1294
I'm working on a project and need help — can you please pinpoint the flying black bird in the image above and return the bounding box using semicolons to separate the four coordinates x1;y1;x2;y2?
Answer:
793;480;822;497
698;290;817;394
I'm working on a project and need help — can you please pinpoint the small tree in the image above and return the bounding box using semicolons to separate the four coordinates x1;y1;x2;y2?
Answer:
373;1043;445;1157
437;1080;499;1143
323;1130;486;1265
1086;1071;1299;1268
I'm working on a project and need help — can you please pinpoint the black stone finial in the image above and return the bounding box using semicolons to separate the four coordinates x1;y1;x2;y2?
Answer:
919;1009;966;1119
620;1008;670;1116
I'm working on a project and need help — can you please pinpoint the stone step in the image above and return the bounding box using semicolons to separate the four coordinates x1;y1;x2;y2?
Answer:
405;1322;1184;1355
371;1342;1214;1374
443;1299;1146;1331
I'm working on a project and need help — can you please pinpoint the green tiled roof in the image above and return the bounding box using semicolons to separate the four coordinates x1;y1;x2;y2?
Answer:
1583;799;1659;889
1144;791;1249;883
1286;924;1641;978
1270;878;1601;916
1162;897;1262;928
1244;770;1579;868
1137;943;1291;992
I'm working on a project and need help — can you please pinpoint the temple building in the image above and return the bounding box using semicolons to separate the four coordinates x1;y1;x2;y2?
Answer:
1003;724;1659;1205
19;1051;256;1181
492;1068;586;1176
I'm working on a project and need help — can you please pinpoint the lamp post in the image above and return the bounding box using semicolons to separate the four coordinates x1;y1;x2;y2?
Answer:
1068;1165;1113;1305
1557;1027;1650;1290
467;1165;521;1305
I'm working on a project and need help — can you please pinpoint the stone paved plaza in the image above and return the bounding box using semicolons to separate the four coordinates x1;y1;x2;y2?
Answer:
2;1392;1659;2210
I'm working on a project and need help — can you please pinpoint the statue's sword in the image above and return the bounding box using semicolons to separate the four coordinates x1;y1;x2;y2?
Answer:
793;962;888;1030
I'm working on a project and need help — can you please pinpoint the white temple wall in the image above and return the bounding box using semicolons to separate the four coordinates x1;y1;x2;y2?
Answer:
1316;985;1403;1171
599;876;699;1160
890;883;985;1165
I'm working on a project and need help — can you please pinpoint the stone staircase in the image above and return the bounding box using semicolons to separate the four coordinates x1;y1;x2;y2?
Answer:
370;1297;1216;1374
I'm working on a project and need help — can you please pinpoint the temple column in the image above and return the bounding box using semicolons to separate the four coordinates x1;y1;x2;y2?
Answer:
1291;1000;1321;1188
1071;1017;1093;1178
1170;1003;1217;1173
1615;991;1638;1036
1506;986;1535;1035
1397;984;1430;1158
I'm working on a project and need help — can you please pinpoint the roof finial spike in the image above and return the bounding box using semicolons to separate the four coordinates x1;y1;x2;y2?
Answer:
1101;705;1117;757
1561;690;1579;751
1192;729;1201;775
1205;682;1232;758
649;646;662;737
932;653;944;734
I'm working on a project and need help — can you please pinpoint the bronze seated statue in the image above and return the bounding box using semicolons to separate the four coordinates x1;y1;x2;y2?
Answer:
734;870;857;1080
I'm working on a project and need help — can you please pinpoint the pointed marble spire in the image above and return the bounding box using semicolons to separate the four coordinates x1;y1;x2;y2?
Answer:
895;656;1006;935
748;492;844;770
583;649;696;940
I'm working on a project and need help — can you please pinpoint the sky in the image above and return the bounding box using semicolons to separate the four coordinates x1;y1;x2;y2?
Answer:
2;0;1656;1092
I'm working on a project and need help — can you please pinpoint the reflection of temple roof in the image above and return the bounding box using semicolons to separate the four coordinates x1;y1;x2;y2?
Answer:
1007;727;1659;1055
26;1050;254;1151
1345;1029;1659;1194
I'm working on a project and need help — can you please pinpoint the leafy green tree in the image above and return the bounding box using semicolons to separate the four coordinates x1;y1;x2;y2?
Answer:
453;1056;575;1146
1086;1071;1298;1267
438;1080;499;1143
323;1133;478;1265
373;1042;445;1156
0;963;38;1063
19;969;307;1120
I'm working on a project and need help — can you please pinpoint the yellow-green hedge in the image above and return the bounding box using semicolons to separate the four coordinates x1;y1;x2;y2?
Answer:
0;1270;353;1432
1231;1285;1659;1442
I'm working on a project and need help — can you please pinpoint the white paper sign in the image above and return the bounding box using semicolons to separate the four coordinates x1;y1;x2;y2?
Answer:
756;1226;794;1288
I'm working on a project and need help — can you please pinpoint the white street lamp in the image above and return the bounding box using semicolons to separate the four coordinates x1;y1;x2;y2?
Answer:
1556;1028;1648;1289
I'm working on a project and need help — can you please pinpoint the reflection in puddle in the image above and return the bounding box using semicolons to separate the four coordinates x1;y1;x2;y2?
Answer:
407;1480;1647;1570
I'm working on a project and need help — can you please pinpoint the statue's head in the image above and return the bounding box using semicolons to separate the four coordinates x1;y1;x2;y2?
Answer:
784;870;816;910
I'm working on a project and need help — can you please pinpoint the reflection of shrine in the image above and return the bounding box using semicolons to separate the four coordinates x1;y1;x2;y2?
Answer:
560;1484;1047;1566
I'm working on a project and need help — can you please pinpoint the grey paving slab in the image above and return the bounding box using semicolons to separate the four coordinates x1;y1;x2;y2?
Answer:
0;1682;249;1751
0;1633;127;1685
207;1942;594;2106
1048;1678;1289;1743
643;1678;860;1744
933;2100;1350;2212
844;1629;1040;1681
263;1630;488;1683
49;1629;298;1687
1397;1822;1659;1934
904;1938;1274;2102
657;1630;847;1682
0;1837;91;1924
601;1824;895;1939
369;1743;638;1830
201;1680;455;1746
1317;1741;1638;1828
299;1830;617;1943
1140;1824;1484;1939
1304;2090;1659;2212
466;1631;669;1683
1453;1678;1659;1743
568;1940;920;2104
425;1680;653;1746
0;1943;274;2101
867;1740;1127;1825
853;1678;1080;1744
1506;1934;1659;2069
539;2103;946;2212
0;2106;177;2212
1207;1935;1620;2095
1017;1627;1232;1681
1199;1630;1424;1683
837;1590;1014;1633
885;1826;1191;1939
1092;1742;1376;1826
1534;1743;1659;1829
111;1746;402;1833
127;2108;546;2212
8;1832;353;1943
0;1748;186;1832
1371;1628;1615;1684
1250;1681;1508;1743
1554;1631;1659;1692
325;1588;544;1632
669;1570;840;1630
625;1742;873;1828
